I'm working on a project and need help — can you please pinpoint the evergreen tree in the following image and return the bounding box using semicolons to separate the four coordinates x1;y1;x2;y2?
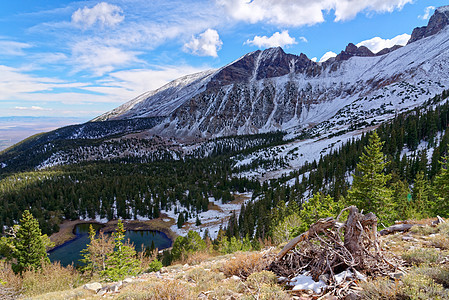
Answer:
411;171;430;218
101;220;140;281
294;192;342;234
432;155;449;217
346;132;393;223
79;224;114;277
12;210;50;274
177;213;185;229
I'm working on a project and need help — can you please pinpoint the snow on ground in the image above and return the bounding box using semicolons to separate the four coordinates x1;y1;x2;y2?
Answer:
235;129;365;182
160;192;253;239
288;273;327;293
80;214;109;224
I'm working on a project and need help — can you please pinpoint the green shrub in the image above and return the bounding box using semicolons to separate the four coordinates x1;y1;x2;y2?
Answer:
246;271;277;289
402;248;441;265
147;259;163;273
414;267;449;288
410;225;437;235
400;272;448;300
360;277;399;300
437;222;449;235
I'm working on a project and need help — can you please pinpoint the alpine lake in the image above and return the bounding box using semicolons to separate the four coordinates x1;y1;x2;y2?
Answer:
48;223;172;267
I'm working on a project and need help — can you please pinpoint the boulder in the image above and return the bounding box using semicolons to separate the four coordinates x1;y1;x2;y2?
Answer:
83;282;102;293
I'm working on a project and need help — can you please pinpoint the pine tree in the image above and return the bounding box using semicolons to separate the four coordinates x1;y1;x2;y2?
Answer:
346;132;393;223
411;171;430;218
177;213;185;229
79;224;114;277
432;155;449;217
294;192;342;234
12;210;50;274
101;220;140;281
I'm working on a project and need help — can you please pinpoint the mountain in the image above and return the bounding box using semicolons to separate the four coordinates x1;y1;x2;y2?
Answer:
2;6;449;173
93;6;449;141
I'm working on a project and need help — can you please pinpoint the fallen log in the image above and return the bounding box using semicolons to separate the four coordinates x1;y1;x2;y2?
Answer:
379;223;418;236
271;206;403;298
277;217;336;260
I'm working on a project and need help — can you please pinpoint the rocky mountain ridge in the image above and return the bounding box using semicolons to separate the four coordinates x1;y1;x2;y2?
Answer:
94;6;449;141
2;7;449;174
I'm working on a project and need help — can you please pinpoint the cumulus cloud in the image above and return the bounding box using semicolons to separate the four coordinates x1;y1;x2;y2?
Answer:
217;0;412;26
419;6;435;20
319;51;337;62
0;40;32;56
183;29;222;57
356;33;410;53
245;30;298;48
72;2;124;29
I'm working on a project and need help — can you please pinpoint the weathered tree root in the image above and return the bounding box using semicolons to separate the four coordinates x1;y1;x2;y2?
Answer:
269;206;402;297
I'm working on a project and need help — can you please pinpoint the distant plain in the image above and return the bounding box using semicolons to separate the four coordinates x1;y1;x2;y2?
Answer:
0;117;84;151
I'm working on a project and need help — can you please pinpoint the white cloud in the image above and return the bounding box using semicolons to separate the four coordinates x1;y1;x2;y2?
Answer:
319;51;337;62
245;30;297;48
356;33;410;53
71;41;142;76
184;29;223;57
0;40;32;56
71;2;124;29
419;6;435;20
217;0;412;26
88;65;209;98
14;106;52;111
311;57;317;62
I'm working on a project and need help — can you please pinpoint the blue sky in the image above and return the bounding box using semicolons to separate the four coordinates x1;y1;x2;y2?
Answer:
0;0;447;122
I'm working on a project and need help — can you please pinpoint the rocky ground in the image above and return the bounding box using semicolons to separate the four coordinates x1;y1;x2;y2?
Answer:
30;218;449;300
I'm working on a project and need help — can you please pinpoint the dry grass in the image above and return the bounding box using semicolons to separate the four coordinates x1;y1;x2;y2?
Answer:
414;266;449;288
402;248;442;265
183;267;225;292
437;222;449;235
21;262;83;297
221;252;271;279
359;277;400;300
117;278;194;300
410;225;438;235
182;250;215;266
401;271;448;299
0;260;22;299
430;234;449;250
0;260;83;299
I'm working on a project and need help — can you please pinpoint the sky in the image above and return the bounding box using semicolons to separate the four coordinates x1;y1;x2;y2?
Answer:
0;0;447;123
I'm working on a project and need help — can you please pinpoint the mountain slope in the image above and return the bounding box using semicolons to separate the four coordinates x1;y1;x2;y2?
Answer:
95;6;449;140
2;7;449;174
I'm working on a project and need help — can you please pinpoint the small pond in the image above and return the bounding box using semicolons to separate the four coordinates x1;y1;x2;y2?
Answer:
48;223;172;267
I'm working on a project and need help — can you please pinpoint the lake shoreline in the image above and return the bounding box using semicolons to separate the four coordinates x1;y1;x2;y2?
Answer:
48;215;177;251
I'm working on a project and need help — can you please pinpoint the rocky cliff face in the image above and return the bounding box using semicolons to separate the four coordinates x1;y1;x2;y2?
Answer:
408;6;449;44
94;7;449;141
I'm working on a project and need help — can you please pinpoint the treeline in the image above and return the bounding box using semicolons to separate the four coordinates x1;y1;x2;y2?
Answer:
227;90;449;242
0;158;260;235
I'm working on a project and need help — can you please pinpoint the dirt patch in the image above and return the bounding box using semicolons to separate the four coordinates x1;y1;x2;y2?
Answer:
207;202;222;211
48;220;100;250
49;217;177;251
100;217;177;241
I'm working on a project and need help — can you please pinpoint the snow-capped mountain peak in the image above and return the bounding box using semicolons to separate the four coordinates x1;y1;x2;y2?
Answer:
93;7;449;141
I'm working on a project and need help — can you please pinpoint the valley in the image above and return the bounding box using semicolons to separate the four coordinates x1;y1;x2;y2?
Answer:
1;5;449;299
